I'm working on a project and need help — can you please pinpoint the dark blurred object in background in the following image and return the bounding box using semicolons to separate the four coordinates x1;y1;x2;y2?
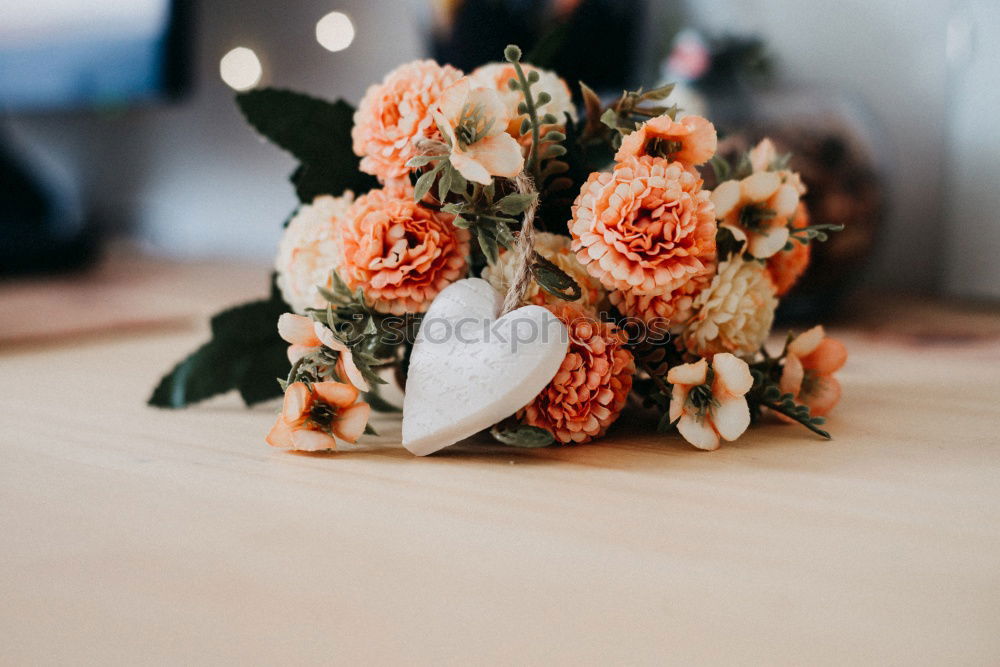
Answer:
428;0;647;92
0;0;190;276
669;32;886;322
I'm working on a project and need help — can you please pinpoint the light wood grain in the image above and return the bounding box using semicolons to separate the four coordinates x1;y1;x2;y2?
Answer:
2;265;1000;665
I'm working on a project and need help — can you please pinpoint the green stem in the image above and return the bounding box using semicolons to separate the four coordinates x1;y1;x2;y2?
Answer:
508;58;542;181
762;401;831;439
639;360;672;397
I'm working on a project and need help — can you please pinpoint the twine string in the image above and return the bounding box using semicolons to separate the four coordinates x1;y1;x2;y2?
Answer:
414;139;538;317
499;172;538;316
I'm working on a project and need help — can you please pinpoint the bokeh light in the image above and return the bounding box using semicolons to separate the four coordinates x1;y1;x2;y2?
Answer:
219;47;262;91
316;11;355;52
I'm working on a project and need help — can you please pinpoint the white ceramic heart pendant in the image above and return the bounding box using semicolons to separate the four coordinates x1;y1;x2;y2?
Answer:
402;279;568;456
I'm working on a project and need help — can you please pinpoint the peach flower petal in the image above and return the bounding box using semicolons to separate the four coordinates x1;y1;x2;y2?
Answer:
788;325;825;358
291;428;339;452
667;357;708;386
712;352;754;396
713;395;751;441
278;313;322;347
677;414;720;450
266;416;294;449
333;402;372;443
311;381;359;408
802;338;848;375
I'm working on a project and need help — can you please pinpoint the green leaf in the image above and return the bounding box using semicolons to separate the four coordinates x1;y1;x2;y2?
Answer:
709;154;731;183
490;423;554;448
641;83;676;101
532;252;582;301
437;163;454;203
150;294;289;408
413;161;444;202
477;229;500;265
600;108;619;131
362;389;401;413
496;192;538;215
236;88;377;201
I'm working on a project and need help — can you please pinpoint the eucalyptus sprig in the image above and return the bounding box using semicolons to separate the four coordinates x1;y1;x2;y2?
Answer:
749;372;831;439
503;44;567;182
788;222;845;245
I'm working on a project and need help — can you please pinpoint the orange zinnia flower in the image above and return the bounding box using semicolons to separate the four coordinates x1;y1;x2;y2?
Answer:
266;381;371;452
517;304;635;444
609;264;714;331
570;156;716;294
351;59;463;186
338;187;470;315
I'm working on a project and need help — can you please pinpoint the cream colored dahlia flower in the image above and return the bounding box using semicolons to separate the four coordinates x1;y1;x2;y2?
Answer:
682;258;777;358
482;232;605;312
275;193;354;314
351;59;463;186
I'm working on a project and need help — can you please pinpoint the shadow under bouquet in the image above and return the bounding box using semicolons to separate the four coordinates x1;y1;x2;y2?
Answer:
151;45;847;456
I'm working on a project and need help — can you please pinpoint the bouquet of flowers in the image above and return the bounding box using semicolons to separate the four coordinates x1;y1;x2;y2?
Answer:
151;45;846;456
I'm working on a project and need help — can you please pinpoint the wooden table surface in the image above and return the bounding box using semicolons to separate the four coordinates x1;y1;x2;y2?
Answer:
2;256;1000;665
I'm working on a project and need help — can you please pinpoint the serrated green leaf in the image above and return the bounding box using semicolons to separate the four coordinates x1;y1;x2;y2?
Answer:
151;294;289;408
236;89;377;201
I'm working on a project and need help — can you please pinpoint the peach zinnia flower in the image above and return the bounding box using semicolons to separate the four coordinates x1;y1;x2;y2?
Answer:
609;264;714;331
615;113;717;167
276;313;369;392
266;381;371;452
667;353;753;450
517;304;635;444
431;77;524;184
570;156;716;294
779;325;847;418
274;193;354;314
469;62;576;150
351;59;463;186
482;232;606;312
766;202;811;296
338;187;470;315
682;258;777;358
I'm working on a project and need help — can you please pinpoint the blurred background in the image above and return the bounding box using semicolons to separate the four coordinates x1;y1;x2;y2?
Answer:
1;0;998;327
